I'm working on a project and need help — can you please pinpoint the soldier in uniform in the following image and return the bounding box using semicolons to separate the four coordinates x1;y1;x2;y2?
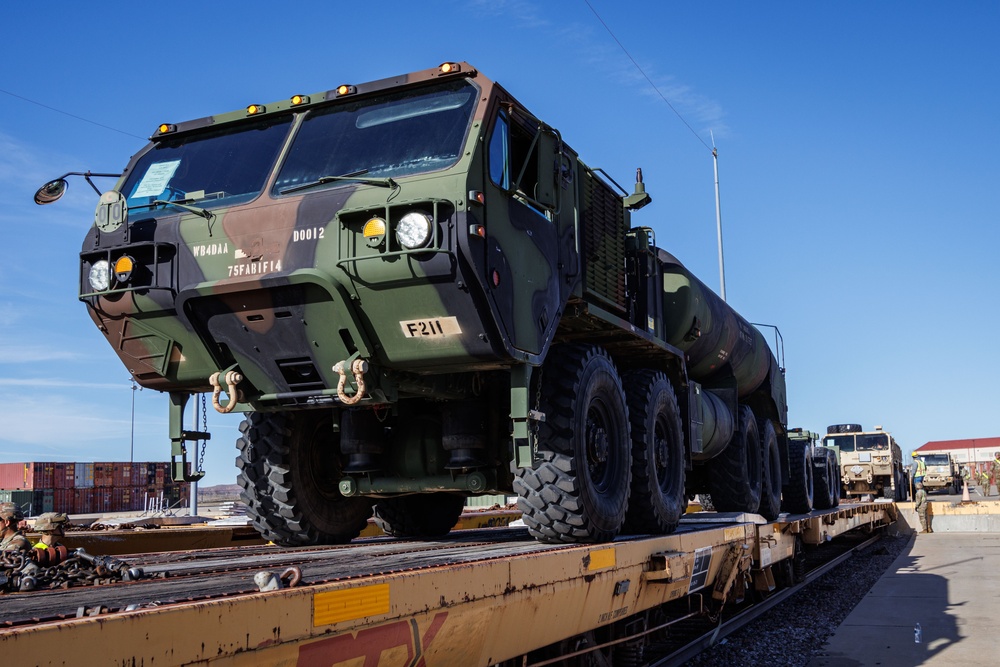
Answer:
0;502;31;552
981;467;994;497
992;453;1000;496
914;482;931;533
32;512;69;549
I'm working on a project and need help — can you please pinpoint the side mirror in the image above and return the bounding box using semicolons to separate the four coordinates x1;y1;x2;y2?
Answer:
34;179;69;205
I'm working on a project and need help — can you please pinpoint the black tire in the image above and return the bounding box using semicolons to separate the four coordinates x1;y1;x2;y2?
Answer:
236;411;374;546
707;405;762;514
782;438;814;514
622;371;685;534
373;494;465;538
757;420;782;521
828;455;841;508
514;345;631;543
813;450;836;510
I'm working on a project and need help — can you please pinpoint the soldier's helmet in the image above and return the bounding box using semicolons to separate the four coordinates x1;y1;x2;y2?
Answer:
34;512;69;532
995;451;1000;458
0;502;24;522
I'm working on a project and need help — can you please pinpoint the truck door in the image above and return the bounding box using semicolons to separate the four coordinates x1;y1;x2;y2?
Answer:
482;107;570;357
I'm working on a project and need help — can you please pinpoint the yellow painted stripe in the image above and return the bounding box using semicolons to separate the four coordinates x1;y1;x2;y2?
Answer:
723;526;743;542
314;583;390;626
588;548;616;571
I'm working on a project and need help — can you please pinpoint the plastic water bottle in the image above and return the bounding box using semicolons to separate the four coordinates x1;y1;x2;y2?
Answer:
914;622;922;644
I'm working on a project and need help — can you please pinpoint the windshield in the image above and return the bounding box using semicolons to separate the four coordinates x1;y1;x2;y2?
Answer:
824;435;855;452
121;116;293;212
273;79;477;195
857;434;889;451
922;454;950;465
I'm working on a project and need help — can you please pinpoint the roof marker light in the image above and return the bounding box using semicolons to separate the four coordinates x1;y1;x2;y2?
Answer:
439;62;461;74
247;104;266;116
157;123;176;135
336;85;357;97
290;95;310;106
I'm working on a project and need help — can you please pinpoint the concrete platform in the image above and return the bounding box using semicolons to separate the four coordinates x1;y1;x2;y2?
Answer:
806;532;1000;666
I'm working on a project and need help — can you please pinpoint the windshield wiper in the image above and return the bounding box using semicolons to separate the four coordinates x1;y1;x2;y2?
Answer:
280;169;398;195
129;197;215;220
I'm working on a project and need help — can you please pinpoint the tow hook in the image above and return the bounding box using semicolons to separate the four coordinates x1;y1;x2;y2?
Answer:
254;566;302;591
333;358;368;405
209;370;243;414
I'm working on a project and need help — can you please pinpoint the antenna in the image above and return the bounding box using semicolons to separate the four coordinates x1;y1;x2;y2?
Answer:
711;131;727;301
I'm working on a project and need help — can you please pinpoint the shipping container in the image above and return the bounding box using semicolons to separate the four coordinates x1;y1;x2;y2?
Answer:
53;488;73;513
32;489;54;514
0;462;55;490
94;488;113;513
73;487;94;514
113;463;131;488
74;462;94;488
54;463;75;489
0;489;35;510
94;463;114;488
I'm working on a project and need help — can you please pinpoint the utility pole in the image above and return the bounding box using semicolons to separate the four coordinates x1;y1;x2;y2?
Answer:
129;378;138;463
711;133;727;302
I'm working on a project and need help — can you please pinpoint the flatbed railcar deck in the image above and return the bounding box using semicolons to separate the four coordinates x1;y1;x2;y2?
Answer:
0;502;896;666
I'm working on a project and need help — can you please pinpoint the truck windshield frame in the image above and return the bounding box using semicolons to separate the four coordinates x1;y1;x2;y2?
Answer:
272;79;478;196
121;116;293;213
922;454;950;465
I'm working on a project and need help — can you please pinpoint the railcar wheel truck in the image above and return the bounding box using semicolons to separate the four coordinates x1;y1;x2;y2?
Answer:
36;62;796;545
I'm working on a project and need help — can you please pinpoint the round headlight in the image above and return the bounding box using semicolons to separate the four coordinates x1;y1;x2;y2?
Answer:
396;211;433;249
89;260;111;292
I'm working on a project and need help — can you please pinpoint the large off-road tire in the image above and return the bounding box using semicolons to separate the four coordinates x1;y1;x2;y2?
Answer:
373;494;465;538
236;411;374;546
622;371;685;534
813;450;837;510
514;345;631;543
828;454;841;508
782;438;814;514
757;420;782;521
707;405;762;514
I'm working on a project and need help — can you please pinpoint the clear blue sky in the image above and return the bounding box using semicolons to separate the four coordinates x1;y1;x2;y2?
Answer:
1;2;998;485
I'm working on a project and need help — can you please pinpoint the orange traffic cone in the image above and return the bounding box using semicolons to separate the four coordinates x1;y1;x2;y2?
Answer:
963;479;971;502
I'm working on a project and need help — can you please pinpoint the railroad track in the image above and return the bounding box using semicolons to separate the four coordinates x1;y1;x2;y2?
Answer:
648;530;885;666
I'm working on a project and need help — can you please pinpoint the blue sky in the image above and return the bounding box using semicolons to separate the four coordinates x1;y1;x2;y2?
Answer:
1;1;998;485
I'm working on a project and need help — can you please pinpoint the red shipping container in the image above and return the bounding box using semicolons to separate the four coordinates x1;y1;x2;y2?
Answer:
94;488;113;513
53;488;73;513
94;463;114;488
73;488;94;514
54;463;75;489
113;463;129;488
130;462;146;486
0;462;27;489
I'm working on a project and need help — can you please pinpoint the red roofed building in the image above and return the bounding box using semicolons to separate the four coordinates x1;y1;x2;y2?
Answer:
914;438;1000;465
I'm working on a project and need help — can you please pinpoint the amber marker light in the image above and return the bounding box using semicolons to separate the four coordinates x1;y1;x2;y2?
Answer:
469;224;486;238
439;62;461;74
290;94;310;106
247;104;266;115
157;123;177;135
114;255;135;282
363;217;387;247
336;85;357;97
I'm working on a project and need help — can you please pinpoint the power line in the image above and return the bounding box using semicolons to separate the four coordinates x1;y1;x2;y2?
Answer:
583;0;712;152
0;87;146;141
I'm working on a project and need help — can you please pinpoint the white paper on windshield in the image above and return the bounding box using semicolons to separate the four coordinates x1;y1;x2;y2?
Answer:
132;160;181;198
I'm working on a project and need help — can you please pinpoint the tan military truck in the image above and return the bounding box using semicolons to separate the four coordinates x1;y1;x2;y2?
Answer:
823;424;907;501
917;453;959;494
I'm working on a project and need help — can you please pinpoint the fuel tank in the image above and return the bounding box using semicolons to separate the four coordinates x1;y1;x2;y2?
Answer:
657;249;774;398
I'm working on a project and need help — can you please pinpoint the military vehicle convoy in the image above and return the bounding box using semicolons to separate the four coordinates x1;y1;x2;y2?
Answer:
36;62;800;545
823;424;907;500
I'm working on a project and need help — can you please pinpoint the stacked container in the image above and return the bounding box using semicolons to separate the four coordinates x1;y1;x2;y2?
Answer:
0;461;191;516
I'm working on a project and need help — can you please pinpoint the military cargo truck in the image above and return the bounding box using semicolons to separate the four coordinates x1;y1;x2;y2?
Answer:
37;62;794;545
917;453;959;493
824;424;907;500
